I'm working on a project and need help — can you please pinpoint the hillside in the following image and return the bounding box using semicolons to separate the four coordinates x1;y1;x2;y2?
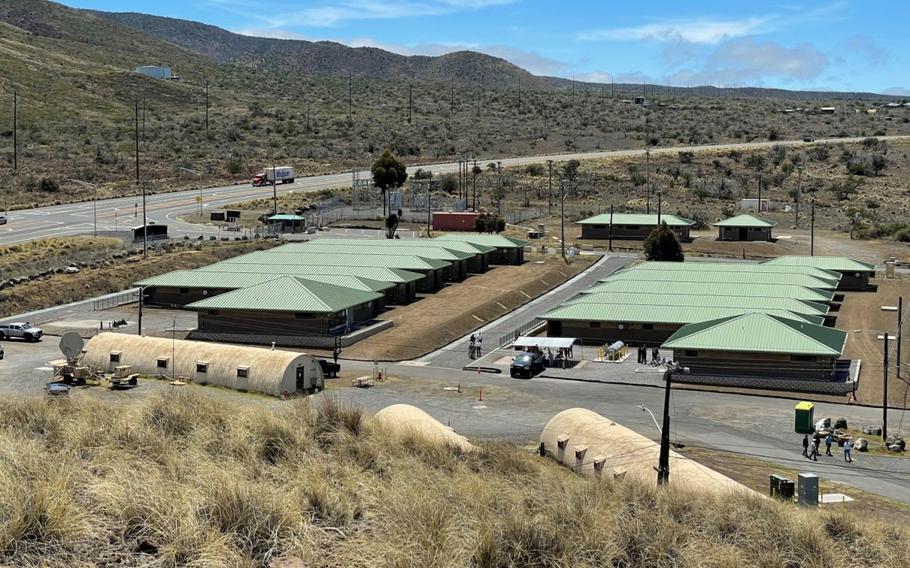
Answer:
0;391;906;566
92;10;540;89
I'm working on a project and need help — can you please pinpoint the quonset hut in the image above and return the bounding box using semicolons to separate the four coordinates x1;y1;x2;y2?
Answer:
81;333;324;396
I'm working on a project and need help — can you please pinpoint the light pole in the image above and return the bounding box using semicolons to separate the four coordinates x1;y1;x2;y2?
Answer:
882;297;903;379
177;166;204;216
66;179;97;237
656;363;686;485
638;405;661;434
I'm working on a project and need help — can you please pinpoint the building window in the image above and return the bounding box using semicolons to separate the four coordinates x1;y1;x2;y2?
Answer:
196;362;208;373
156;358;168;369
237;367;249;378
179;288;189;294
684;350;699;357
589;321;601;328
208;310;219;315
642;323;654;330
109;352;121;363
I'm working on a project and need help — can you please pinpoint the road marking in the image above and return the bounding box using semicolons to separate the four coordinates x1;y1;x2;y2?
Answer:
519;290;531;299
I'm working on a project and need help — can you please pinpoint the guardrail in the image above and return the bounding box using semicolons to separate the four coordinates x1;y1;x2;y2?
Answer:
497;317;545;348
92;289;140;312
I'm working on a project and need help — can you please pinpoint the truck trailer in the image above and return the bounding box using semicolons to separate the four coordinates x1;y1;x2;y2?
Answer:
253;166;295;187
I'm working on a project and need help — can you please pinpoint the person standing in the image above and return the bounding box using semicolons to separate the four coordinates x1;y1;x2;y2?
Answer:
825;433;833;457
844;439;853;463
652;346;659;363
469;334;476;359
476;334;483;358
801;435;809;457
809;438;819;461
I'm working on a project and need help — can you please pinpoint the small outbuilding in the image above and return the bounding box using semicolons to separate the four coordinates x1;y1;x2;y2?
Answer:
715;214;776;241
81;333;324;396
371;404;475;452
577;213;695;241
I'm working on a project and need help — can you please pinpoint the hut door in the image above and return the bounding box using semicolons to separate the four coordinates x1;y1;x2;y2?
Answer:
296;367;306;391
738;227;747;240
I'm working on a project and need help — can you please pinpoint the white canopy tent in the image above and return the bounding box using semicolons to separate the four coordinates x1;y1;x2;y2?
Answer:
513;336;576;350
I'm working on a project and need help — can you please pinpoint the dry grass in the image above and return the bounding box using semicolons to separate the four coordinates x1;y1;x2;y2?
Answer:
0;236;126;280
0;392;906;567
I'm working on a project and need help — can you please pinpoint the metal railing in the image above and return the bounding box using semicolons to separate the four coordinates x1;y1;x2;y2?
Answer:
92;289;140;311
497;317;545;348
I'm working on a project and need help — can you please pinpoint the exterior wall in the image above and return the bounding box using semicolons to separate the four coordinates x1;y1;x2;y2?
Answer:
547;319;681;346
432;212;481;231
197;309;340;336
718;227;773;241
487;246;522;265
672;349;838;380
144;286;234;307
836;272;871;291
581;224;691;242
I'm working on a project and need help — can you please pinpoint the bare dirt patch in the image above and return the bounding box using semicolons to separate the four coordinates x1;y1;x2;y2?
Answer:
344;254;594;361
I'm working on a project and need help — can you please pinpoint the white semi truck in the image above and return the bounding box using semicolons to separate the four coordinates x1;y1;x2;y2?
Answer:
252;166;295;187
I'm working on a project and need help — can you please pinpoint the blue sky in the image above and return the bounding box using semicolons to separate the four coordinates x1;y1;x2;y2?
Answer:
61;0;908;94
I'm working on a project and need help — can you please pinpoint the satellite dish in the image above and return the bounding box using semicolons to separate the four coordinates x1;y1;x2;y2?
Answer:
59;331;85;361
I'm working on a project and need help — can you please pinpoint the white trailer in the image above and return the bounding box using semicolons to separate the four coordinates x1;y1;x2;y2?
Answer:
253;166;295;187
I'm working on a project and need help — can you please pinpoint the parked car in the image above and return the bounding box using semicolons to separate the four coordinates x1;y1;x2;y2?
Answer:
0;214;6;225
803;136;815;142
318;358;340;378
510;351;545;378
0;322;43;342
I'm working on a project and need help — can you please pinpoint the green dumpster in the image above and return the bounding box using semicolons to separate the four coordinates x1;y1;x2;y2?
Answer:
795;401;815;434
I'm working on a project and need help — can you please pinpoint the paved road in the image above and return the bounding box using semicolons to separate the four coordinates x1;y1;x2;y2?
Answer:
4;135;908;246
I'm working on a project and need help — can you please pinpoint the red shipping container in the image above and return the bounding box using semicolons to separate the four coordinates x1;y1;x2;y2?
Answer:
432;211;481;231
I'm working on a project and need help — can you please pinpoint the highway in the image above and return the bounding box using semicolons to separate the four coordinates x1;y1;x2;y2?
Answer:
3;135;908;246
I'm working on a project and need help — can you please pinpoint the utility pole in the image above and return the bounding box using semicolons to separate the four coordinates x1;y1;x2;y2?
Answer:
810;200;816;256
204;80;210;135
657;191;662;226
657;366;674;485
608;204;614;252
899;296;904;380
547;160;554;214
407;84;412;124
560;180;566;260
348;72;352;122
137;288;143;336
757;172;763;212
883;332;889;442
12;90;17;172
472;159;478;212
646;148;651;214
517;77;521;111
271;164;278;215
795;166;802;228
426;191;431;237
451;78;455;113
135;100;147;257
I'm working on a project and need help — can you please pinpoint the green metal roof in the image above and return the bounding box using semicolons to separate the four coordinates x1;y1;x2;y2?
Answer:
582;280;835;303
196;263;423;284
267;214;306;221
624;261;841;281
541;303;823;326
662;312;846;356
272;242;473;261
134;270;393;293
309;237;497;255
714;214;777;228
761;256;876;273
224;250;450;271
577;213;695;227
435;233;530;248
566;292;829;317
187;276;382;313
602;270;836;290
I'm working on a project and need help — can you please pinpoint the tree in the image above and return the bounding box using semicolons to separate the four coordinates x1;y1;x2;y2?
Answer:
412;168;433;180
644;222;684;262
385;208;402;239
562;159;580;181
371;150;408;216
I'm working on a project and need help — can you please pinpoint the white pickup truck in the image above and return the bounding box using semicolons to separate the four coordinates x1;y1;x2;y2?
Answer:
0;322;43;342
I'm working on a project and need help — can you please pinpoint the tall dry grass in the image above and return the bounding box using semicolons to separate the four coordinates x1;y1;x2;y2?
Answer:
0;392;906;567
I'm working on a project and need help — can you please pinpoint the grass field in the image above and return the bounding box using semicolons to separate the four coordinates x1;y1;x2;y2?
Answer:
0;392;907;567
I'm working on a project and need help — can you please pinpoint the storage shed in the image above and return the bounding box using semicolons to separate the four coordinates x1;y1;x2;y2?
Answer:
81;333;323;396
715;214;777;241
577;213;695;241
539;408;754;495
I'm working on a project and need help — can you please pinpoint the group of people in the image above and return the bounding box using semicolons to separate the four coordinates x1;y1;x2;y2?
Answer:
636;345;660;364
802;433;854;463
468;333;484;359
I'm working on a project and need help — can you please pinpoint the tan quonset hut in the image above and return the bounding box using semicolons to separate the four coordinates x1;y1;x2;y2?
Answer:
577;213;695;241
371;404;475;452
539;408;754;495
714;214;777;241
82;333;324;396
663;312;848;381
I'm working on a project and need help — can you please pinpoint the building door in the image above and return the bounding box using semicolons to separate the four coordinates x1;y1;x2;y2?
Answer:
739;227;747;240
296;367;305;392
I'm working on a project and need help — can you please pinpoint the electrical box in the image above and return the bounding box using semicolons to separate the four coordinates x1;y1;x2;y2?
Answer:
797;473;819;507
795;401;815;434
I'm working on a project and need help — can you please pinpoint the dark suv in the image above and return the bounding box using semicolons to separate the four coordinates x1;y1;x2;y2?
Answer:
510;351;544;378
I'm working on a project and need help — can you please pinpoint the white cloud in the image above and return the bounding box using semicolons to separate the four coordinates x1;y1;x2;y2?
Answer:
839;35;889;65
234;28;312;40
882;87;910;96
574;71;612;84
578;16;771;44
259;0;516;27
